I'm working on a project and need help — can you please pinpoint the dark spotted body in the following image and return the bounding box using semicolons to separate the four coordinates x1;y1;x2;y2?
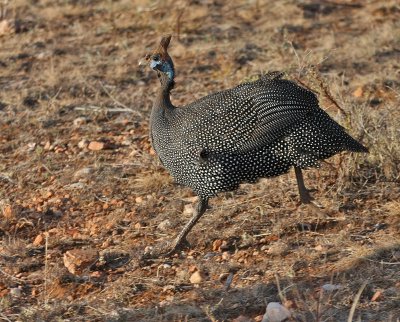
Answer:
150;74;368;198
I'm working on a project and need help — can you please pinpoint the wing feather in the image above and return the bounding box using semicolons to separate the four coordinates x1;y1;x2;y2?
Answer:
179;77;319;154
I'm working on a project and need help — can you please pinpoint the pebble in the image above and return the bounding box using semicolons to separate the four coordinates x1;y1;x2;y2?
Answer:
63;248;99;275
266;241;288;256
322;284;341;292
32;234;44;246
203;252;218;259
78;139;89;149
73;117;87;127
262;302;291;322
27;142;36;152
65;182;86;190
135;196;143;204
157;219;172;231
183;204;194;214
221;251;230;260
0;20;14;36
232;315;255;322
74;167;93;179
212;239;223;251
88;141;105;151
9;288;22;297
189;271;203;284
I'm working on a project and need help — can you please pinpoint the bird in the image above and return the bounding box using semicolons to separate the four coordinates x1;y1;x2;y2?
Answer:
139;35;368;257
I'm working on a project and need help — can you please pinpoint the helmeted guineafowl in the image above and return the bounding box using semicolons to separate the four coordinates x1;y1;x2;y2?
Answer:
140;35;368;257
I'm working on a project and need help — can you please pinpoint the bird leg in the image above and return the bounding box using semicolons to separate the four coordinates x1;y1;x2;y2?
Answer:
294;166;313;204
165;197;209;255
146;198;209;258
294;167;326;215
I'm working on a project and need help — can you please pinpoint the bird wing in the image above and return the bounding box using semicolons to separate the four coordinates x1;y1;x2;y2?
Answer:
181;78;319;154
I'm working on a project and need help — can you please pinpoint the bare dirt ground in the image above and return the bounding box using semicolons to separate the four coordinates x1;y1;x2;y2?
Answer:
1;0;399;321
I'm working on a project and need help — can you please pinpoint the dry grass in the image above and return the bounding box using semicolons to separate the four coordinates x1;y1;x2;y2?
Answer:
0;0;400;321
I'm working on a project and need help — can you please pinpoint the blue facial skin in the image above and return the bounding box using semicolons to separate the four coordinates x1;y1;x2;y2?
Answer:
150;60;160;70
151;59;174;80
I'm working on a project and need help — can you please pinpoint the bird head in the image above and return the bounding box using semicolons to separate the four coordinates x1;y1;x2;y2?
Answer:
139;35;175;81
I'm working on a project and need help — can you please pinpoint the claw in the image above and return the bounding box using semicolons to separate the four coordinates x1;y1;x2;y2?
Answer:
143;237;191;259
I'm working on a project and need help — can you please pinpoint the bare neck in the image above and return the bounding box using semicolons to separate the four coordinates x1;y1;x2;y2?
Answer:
155;72;175;110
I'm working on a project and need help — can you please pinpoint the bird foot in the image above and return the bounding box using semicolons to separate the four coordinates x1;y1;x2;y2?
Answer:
299;188;322;207
300;202;330;219
309;199;324;209
142;237;191;259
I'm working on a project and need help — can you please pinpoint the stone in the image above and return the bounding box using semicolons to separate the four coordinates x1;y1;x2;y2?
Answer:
63;249;99;275
88;141;105;151
157;219;172;231
262;302;291;322
189;271;203;284
74;167;93;179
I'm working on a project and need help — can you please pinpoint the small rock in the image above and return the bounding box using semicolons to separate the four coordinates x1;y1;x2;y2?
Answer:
78;139;89;149
32;234;44;246
27;142;36;152
221;251;230;260
65;182;86;190
121;138;132;146
371;290;383;302
63;249;99;275
262;302;291;322
183;203;194;215
162;285;175;292
322;284;341;292
189;271;203;284
43;191;53;199
9;288;22;297
88;141;105;151
232;315;255;322
203;252;218;259
43;141;52;150
0;20;14;37
267;241;288;256
73;117;87;127
353;86;363;98
283;299;296;309
74;167;93;179
212;239;223;251
1;203;15;219
157;219;172;231
314;244;324;251
90;271;103;278
36;52;48;60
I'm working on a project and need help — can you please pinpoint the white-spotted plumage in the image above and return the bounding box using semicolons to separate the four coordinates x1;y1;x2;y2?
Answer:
143;35;368;256
150;73;367;199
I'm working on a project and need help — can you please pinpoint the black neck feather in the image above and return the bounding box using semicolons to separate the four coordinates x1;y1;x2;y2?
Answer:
158;72;175;93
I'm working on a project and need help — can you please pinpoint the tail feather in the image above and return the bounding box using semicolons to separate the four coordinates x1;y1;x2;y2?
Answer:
346;136;369;153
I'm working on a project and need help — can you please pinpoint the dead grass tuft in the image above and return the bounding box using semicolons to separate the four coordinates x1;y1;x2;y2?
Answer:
133;169;172;195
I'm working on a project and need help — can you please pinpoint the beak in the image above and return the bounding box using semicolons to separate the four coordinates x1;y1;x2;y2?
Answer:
138;58;148;67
